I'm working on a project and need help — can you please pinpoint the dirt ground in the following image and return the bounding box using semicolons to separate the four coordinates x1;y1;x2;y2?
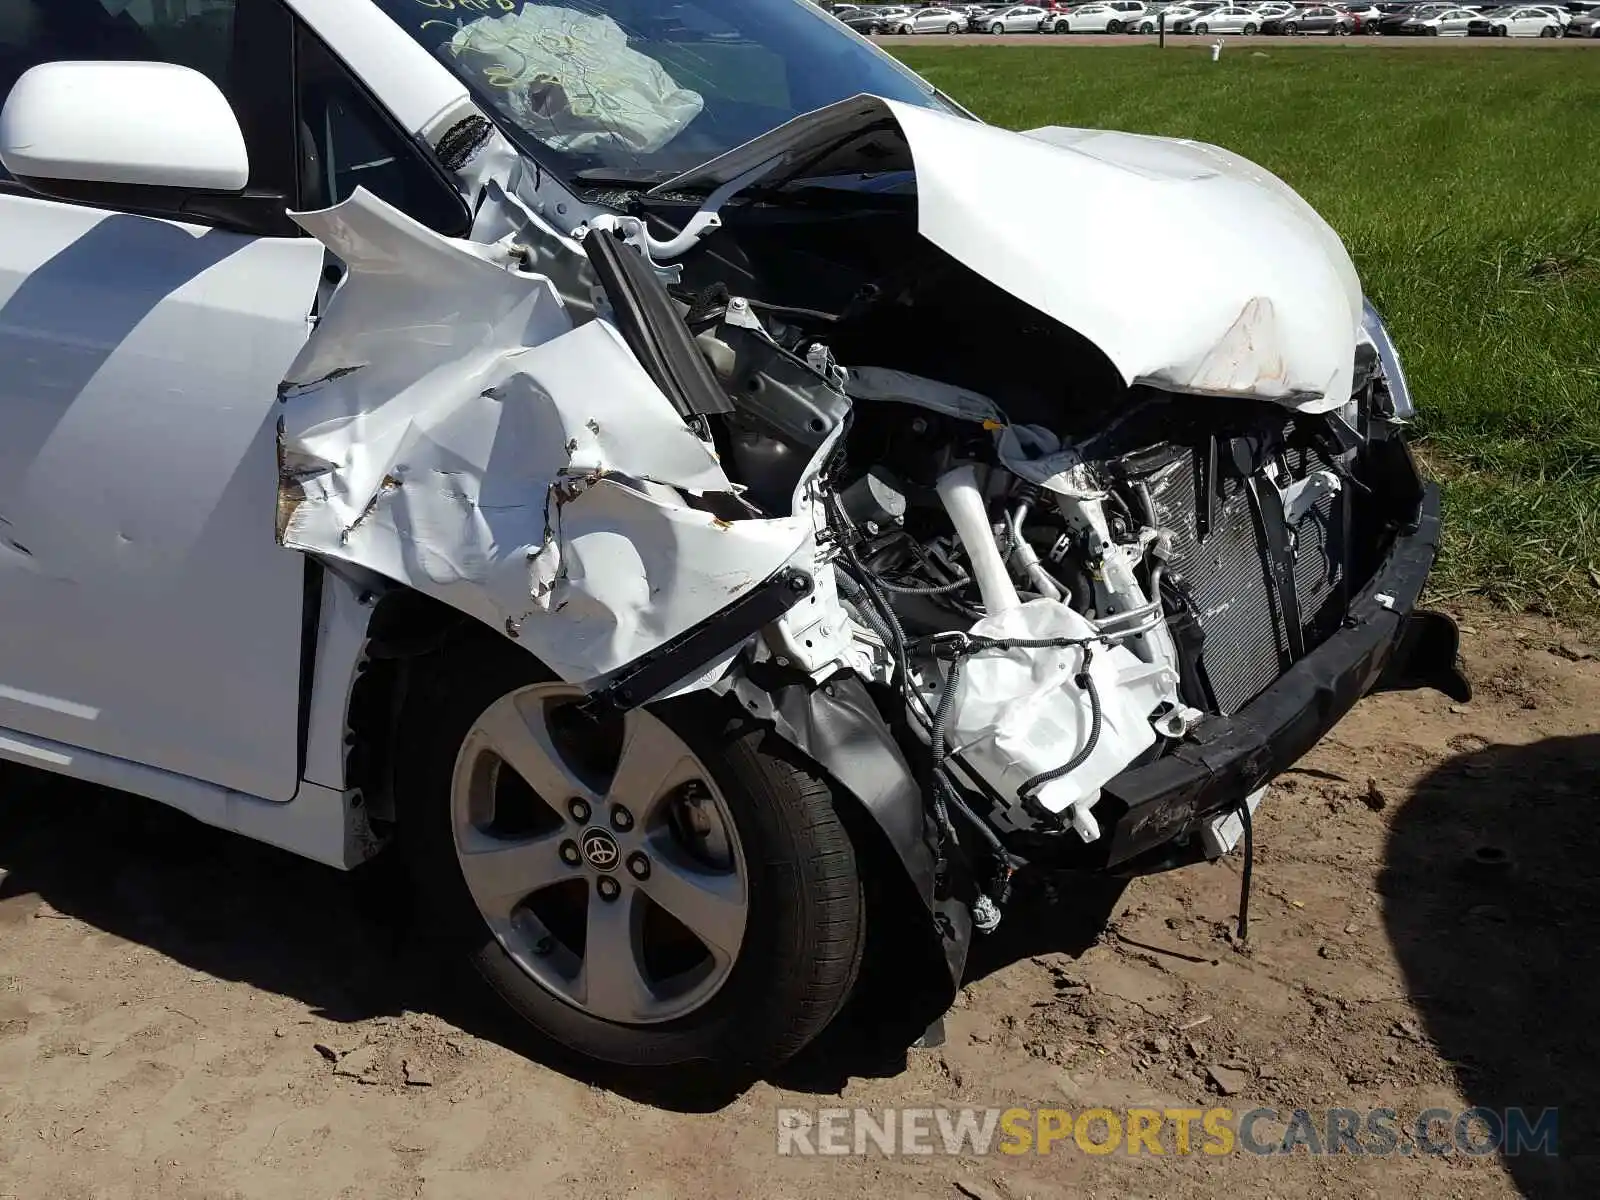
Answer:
1;601;1597;1199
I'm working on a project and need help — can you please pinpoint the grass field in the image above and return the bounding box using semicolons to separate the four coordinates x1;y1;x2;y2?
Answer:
891;44;1600;624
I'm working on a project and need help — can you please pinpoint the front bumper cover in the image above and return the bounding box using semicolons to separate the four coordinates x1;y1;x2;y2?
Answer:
1095;479;1466;869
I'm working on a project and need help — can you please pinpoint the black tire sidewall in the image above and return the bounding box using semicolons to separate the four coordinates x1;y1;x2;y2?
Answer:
394;644;864;1070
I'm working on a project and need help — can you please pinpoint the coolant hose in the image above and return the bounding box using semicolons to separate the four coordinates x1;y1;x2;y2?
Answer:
936;465;1020;614
1006;503;1065;603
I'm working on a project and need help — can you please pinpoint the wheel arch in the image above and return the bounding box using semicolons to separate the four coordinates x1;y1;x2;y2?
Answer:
317;576;969;1020
726;669;971;998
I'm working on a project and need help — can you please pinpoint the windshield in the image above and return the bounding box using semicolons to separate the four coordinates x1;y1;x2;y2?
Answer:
371;0;950;182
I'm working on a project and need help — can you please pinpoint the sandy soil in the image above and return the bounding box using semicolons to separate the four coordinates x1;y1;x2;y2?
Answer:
1;602;1596;1199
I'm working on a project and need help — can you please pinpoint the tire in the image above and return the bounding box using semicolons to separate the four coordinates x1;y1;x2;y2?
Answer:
897;23;912;33
1426;24;1438;34
990;21;1005;32
1243;21;1259;34
395;640;865;1072
946;21;961;31
1337;23;1352;34
1195;21;1208;32
1284;22;1298;34
1140;20;1155;32
1107;18;1123;31
1539;24;1556;36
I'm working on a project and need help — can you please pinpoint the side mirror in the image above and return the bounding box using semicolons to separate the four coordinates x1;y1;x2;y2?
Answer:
0;60;249;196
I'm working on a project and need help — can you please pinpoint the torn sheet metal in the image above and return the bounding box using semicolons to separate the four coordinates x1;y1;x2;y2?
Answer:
278;188;813;685
656;96;1363;411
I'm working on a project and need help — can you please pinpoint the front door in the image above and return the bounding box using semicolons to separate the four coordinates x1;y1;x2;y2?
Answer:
0;0;322;800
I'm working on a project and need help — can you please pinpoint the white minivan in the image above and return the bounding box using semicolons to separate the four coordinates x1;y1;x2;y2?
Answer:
0;0;1458;1080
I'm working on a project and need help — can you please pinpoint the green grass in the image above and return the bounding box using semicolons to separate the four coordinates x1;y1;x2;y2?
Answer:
890;44;1600;624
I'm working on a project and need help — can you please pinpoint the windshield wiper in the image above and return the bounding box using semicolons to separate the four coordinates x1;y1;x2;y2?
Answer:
573;167;684;188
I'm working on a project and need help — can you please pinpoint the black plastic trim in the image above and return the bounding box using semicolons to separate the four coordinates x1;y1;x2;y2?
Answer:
583;229;735;420
295;557;324;781
576;567;813;718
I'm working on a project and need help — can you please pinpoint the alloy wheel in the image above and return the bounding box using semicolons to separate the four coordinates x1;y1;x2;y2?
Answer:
450;683;749;1025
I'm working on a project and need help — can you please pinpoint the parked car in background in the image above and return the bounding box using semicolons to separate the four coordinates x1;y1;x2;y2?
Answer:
1469;5;1567;30
891;5;970;30
1045;2;1144;29
1264;4;1359;30
984;2;1051;27
1389;5;1481;31
967;2;1011;26
1569;9;1600;33
1137;1;1217;28
1332;1;1384;28
1251;2;1299;19
1372;1;1453;29
839;11;888;32
1179;4;1265;30
1526;3;1575;25
1102;0;1154;22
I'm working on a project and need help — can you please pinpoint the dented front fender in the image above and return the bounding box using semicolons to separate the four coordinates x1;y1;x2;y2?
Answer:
276;189;818;687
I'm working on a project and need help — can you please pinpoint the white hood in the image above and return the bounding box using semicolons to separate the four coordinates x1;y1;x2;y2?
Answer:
657;95;1365;412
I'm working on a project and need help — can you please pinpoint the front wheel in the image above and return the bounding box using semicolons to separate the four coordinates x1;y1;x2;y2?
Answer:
1337;22;1352;34
395;645;866;1072
1284;22;1299;34
1426;24;1439;34
946;21;961;31
990;21;1005;32
1140;20;1155;32
1539;23;1558;36
1195;21;1209;32
1243;21;1259;34
1107;18;1123;31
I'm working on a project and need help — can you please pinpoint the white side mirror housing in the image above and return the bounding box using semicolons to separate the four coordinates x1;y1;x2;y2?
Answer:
0;60;249;193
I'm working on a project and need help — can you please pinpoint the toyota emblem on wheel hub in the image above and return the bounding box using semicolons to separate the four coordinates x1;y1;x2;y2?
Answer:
580;828;621;871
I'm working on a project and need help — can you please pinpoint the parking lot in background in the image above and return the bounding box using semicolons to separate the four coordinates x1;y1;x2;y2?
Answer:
878;28;1600;38
839;0;1600;40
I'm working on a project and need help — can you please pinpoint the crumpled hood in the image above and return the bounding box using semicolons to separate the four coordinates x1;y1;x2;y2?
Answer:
657;95;1365;412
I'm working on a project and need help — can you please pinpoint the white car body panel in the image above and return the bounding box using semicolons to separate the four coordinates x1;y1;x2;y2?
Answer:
0;195;324;801
660;95;1363;410
276;189;820;687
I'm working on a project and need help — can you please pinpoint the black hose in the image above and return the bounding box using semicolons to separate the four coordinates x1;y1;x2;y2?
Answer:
1237;794;1254;942
828;494;955;843
872;572;972;596
1016;648;1102;801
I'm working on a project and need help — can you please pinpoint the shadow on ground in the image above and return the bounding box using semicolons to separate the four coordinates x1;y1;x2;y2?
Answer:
1382;732;1600;1197
0;765;1115;1112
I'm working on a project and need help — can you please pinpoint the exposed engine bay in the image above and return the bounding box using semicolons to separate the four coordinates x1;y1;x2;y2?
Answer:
277;92;1461;961
602;208;1390;884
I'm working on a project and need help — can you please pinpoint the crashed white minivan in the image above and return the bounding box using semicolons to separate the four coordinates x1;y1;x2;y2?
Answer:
0;0;1467;1073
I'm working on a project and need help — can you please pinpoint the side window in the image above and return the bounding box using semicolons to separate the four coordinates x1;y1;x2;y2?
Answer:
0;0;240;183
295;24;469;237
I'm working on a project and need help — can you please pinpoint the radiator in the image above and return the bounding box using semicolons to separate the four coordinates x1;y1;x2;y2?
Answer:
1117;421;1351;715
